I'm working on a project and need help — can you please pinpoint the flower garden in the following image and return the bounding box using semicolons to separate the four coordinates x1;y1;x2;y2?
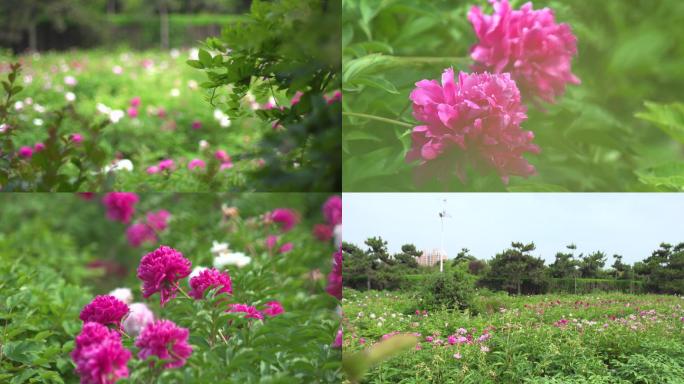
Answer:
0;193;342;383
343;289;684;383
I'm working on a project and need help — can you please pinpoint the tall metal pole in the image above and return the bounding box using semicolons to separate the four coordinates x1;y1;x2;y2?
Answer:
440;214;444;273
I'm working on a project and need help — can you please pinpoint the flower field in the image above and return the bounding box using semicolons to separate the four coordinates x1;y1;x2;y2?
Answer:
343;289;684;383
0;49;279;191
0;193;342;383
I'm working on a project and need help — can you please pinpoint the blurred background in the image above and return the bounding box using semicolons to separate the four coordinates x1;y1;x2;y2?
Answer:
0;0;252;52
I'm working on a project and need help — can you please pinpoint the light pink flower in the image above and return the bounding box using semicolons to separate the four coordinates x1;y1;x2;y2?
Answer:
147;165;160;174
220;162;234;171
122;303;155;337
18;146;33;158
290;91;304;106
228;304;264;320
262;301;284;317
188;158;206;170
135;320;192;369
188;268;232;300
266;235;278;251
102;192;139;224
79;295;129;328
71;322;131;384
137;245;192;306
326;249;342;300
468;0;580;103
407;69;539;184
453;352;462;359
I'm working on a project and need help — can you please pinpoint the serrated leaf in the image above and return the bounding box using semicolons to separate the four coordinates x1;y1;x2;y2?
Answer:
635;163;684;190
635;101;684;144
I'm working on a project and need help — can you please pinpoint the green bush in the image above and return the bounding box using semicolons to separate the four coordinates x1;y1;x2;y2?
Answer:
421;270;474;311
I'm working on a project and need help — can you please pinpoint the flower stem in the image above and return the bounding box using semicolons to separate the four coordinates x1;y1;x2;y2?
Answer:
175;283;193;300
343;112;413;128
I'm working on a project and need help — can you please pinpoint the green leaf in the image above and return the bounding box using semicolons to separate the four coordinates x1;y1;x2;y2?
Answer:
198;49;213;67
2;340;42;364
635;102;684;144
342;54;394;83
351;75;399;94
635;163;684;190
186;60;204;69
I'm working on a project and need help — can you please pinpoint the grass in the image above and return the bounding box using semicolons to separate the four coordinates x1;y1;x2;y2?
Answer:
343;289;684;383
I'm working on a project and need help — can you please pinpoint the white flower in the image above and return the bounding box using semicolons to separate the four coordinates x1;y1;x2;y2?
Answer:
199;140;210;150
33;118;43;126
213;252;251;269
219;115;231;128
170;88;180;97
103;159;134;173
14;101;24;110
213;109;225;120
33;104;46;113
108;287;133;304
170;48;180;58
189;48;199;60
109;110;125;124
96;103;111;114
65;92;76;102
64;75;77;86
0;123;9;133
24;97;33;105
187;80;198;90
333;224;342;248
122;303;154;337
210;241;230;256
23;75;33;84
189;266;208;280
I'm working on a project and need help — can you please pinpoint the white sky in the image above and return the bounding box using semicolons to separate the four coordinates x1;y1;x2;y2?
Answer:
343;193;684;265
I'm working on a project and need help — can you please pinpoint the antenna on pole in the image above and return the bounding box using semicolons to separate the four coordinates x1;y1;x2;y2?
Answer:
438;198;451;273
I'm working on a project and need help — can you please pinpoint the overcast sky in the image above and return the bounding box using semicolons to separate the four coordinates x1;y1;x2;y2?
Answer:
343;193;684;265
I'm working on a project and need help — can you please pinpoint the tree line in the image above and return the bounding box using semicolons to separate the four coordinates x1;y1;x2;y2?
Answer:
342;238;684;295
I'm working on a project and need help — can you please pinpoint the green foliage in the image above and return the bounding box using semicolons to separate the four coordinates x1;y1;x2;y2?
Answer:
483;242;549;295
638;243;684;294
421;270;474;311
192;0;341;191
342;0;684;191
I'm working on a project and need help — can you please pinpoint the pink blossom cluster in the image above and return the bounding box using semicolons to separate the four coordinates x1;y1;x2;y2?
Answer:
227;301;286;320
146;159;175;174
102;193;139;224
125;210;171;247
265;235;294;254
468;0;580;103
268;208;300;232
312;195;342;242
71;323;131;384
326;249;343;300
137;245;192;306
135;320;192;369
79;295;130;329
188;268;233;299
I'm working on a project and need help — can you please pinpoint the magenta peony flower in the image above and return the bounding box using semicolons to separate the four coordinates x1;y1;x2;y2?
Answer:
127;107;138;118
130;97;141;107
228;304;264;320
34;142;45;152
70;133;83;144
122;303;155;337
290;91;304;106
313;224;333;242
407;69;539;184
146;210;170;232
135;320;192;369
137;245;192;306
262;301;284;317
278;243;293;254
188;158;206;170
71;322;131;384
333;328;343;348
158;159;175;171
269;208;299;232
79;295;129;328
188;268;232;300
18;146;33;158
191;120;202;130
126;223;157;247
323;195;342;226
468;0;580;103
265;235;278;251
220;162;234;171
326;249;343;300
146;165;160;174
215;150;230;162
102;192;139;224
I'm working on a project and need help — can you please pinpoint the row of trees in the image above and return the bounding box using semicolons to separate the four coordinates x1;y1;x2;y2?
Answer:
342;238;684;295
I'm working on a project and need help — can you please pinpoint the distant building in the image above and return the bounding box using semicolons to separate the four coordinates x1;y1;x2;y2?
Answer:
416;248;447;267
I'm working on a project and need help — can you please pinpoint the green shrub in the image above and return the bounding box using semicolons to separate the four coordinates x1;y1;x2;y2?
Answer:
421;270;474;311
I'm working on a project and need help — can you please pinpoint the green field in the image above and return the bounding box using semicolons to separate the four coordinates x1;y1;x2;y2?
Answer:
343;289;684;383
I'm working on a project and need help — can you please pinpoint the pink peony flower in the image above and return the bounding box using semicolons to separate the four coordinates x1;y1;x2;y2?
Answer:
70;133;83;144
215;150;231;162
146;210;170;232
188;158;206;170
127;107;138;118
188;268;232;300
126;223;157;247
266;235;278;251
290;91;304;106
262;301;284;317
279;242;293;254
146;165;160;174
313;224;333;241
228;304;264;320
135;320;192;369
34;142;45;152
79;295;129;328
468;0;580;103
137;245;192;306
326;249;343;300
157;107;166;118
18;146;33;158
158;159;175;171
220;162;234;171
407;69;539;184
122;303;155;337
448;335;457;345
71;322;131;384
269;208;299;232
191;120;202;130
102;192;139;224
130;97;141;107
323;195;342;226
333;328;343;348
